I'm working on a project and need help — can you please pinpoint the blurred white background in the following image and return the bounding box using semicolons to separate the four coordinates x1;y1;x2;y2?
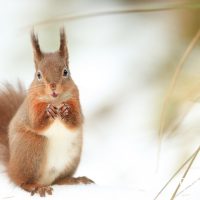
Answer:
0;0;199;199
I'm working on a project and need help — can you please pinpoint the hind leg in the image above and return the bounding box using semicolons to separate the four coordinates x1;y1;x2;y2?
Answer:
54;176;94;185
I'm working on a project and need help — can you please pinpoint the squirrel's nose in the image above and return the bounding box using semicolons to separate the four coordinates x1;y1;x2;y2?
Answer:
50;82;56;90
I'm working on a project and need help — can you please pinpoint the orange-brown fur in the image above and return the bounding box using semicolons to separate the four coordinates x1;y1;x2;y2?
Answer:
30;101;51;131
0;83;25;163
0;28;93;197
8;126;47;185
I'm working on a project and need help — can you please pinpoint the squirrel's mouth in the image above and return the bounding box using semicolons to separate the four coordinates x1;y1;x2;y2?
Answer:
51;92;58;98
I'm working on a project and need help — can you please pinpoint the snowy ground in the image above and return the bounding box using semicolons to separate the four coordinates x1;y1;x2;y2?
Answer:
0;0;199;199
0;87;199;200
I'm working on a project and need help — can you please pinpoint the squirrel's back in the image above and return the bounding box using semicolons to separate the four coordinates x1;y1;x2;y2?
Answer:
0;83;25;148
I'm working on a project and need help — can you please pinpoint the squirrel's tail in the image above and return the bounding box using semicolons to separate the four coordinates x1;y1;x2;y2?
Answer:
0;82;25;163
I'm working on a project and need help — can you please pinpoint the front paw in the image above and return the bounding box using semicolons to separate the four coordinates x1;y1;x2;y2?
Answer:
46;104;58;119
59;103;70;119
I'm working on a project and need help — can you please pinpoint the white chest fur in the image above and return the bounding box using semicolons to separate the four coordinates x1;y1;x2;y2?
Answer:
39;119;82;185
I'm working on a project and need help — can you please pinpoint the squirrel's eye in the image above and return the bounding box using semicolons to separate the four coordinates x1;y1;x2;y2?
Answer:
37;71;42;80
63;68;69;77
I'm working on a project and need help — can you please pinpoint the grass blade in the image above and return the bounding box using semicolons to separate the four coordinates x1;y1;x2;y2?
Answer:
158;28;200;137
176;177;200;197
170;146;200;200
27;1;200;28
153;148;198;200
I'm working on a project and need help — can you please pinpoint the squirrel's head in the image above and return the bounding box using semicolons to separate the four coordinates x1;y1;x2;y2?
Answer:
31;28;75;101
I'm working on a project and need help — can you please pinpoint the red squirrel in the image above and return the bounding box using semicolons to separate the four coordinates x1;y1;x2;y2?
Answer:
0;28;93;197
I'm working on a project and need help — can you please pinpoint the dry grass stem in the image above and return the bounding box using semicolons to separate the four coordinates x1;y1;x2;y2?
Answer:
158;27;200;137
153;148;198;200
27;1;200;28
176;177;200;197
167;92;200;134
170;146;200;200
156;27;200;178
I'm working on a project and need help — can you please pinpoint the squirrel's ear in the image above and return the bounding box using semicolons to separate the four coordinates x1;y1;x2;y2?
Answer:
59;27;68;61
31;30;43;62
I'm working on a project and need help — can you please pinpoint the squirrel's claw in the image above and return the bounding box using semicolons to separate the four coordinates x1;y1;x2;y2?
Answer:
46;104;58;119
59;103;70;119
31;185;53;197
76;176;95;184
21;183;53;197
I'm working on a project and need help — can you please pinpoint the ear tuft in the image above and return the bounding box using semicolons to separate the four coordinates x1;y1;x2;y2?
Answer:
31;29;43;62
59;27;68;60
